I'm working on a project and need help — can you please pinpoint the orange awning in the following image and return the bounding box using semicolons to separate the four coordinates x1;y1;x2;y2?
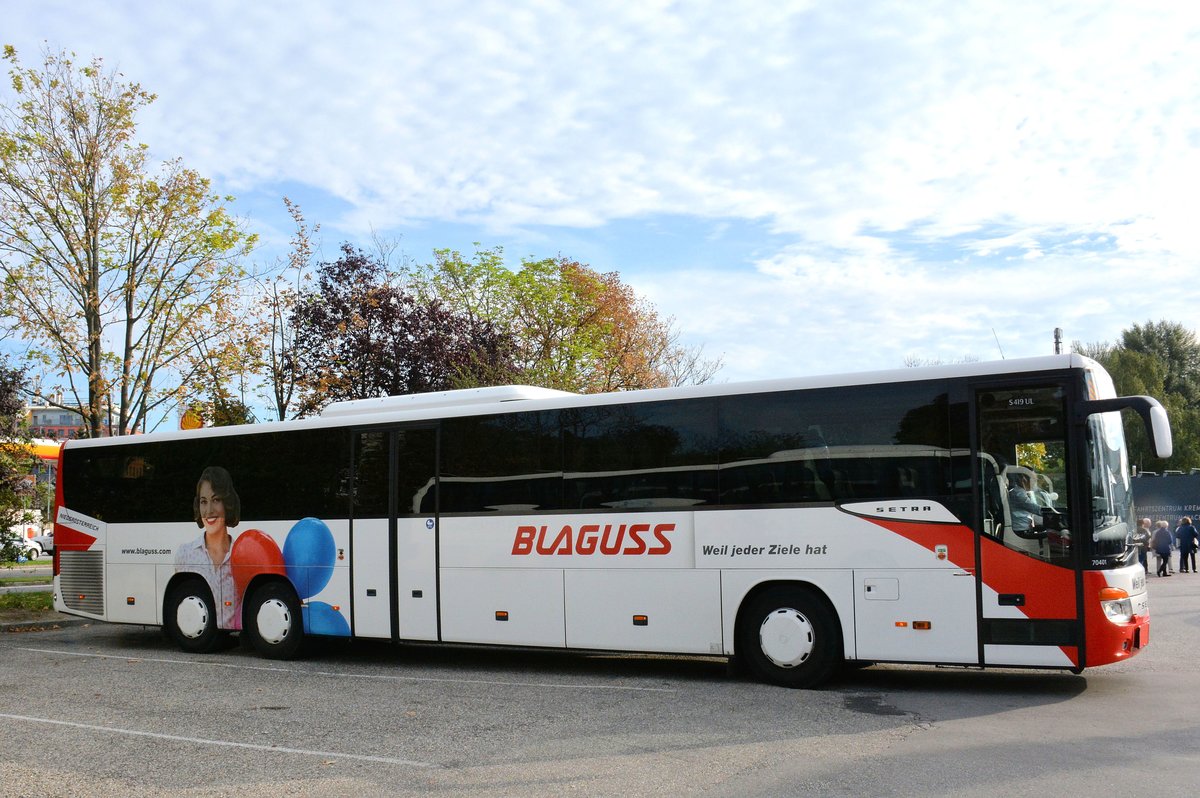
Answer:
31;439;61;460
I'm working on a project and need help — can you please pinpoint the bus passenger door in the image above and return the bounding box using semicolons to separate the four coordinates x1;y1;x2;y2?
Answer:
392;427;439;641
975;384;1082;669
351;427;439;641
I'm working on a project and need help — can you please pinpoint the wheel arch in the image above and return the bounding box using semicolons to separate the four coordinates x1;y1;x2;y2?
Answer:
242;575;305;660
161;571;213;625
732;578;849;687
161;572;224;653
724;572;856;661
239;573;299;631
733;579;844;659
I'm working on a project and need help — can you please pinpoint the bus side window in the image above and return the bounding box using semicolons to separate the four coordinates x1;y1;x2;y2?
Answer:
979;455;1007;539
353;431;389;518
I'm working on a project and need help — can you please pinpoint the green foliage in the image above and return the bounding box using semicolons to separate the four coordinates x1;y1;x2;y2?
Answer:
1079;321;1200;472
409;247;721;393
1121;321;1200;405
0;357;41;555
0;537;23;564
1016;442;1054;472
182;398;256;428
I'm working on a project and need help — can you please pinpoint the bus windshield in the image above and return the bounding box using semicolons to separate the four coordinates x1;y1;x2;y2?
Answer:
1088;409;1136;562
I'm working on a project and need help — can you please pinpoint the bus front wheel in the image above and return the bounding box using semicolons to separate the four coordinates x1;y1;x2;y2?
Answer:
164;578;222;654
244;581;304;660
737;585;841;688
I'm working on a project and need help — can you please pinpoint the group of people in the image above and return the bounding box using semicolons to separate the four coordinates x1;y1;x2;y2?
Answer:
1133;516;1200;576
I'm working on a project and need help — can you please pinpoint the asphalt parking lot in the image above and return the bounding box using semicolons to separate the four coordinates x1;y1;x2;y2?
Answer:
1;574;1196;797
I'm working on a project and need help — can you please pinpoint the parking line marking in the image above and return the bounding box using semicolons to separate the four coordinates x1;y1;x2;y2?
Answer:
0;712;436;768
19;646;679;693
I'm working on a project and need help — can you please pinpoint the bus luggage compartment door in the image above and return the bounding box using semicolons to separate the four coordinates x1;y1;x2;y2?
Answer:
439;567;566;648
854;569;978;664
564;569;722;654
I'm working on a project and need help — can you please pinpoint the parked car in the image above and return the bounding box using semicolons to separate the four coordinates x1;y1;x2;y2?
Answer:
1;531;42;561
32;530;53;556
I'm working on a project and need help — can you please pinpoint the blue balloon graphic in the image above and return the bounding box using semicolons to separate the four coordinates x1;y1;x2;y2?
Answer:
302;601;350;636
282;517;336;600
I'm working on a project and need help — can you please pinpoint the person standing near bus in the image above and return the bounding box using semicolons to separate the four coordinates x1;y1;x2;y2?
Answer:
1131;517;1151;572
1175;517;1199;574
174;466;241;628
1151;520;1174;577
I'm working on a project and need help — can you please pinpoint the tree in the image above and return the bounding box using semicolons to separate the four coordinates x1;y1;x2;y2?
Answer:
290;245;519;415
507;256;615;391
555;261;725;390
0;357;39;562
1119;321;1200;406
179;313;260;428
0;46;254;436
257;198;316;421
413;247;722;393
178;198;317;426
1077;330;1200;472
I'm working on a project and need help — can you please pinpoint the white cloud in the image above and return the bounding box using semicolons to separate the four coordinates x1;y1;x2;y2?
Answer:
632;234;1200;383
11;2;1199;244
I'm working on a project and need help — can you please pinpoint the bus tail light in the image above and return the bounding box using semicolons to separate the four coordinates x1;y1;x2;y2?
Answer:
1099;587;1134;624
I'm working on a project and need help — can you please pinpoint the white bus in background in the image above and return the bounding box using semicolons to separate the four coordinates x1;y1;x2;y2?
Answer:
52;354;1169;687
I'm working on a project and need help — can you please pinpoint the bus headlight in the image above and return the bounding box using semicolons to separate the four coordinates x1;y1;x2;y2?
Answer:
1099;587;1134;624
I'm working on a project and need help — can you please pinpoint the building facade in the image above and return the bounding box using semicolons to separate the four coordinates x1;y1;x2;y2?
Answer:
27;402;119;439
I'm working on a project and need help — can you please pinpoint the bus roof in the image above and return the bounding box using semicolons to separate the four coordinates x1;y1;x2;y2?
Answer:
320;385;577;418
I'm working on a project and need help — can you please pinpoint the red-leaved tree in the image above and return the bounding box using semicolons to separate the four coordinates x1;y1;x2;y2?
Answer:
290;245;520;415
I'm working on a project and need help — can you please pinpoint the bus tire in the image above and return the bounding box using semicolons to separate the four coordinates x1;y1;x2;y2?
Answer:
244;580;304;660
737;585;841;688
164;577;222;654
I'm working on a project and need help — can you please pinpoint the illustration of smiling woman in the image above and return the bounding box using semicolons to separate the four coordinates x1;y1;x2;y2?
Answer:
174;466;242;629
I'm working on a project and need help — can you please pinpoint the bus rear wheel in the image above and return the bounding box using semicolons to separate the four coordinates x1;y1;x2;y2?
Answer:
737;585;841;688
244;580;304;660
164;578;222;654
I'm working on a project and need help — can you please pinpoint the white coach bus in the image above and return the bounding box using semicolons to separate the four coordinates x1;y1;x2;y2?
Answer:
51;354;1170;687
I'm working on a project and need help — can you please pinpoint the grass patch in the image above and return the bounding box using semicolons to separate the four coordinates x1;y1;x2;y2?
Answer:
0;576;53;585
0;591;54;611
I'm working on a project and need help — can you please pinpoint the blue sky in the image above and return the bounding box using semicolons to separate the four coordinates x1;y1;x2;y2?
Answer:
5;1;1200;384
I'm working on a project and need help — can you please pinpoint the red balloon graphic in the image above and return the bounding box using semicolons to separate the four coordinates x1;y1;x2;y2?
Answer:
230;529;287;600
